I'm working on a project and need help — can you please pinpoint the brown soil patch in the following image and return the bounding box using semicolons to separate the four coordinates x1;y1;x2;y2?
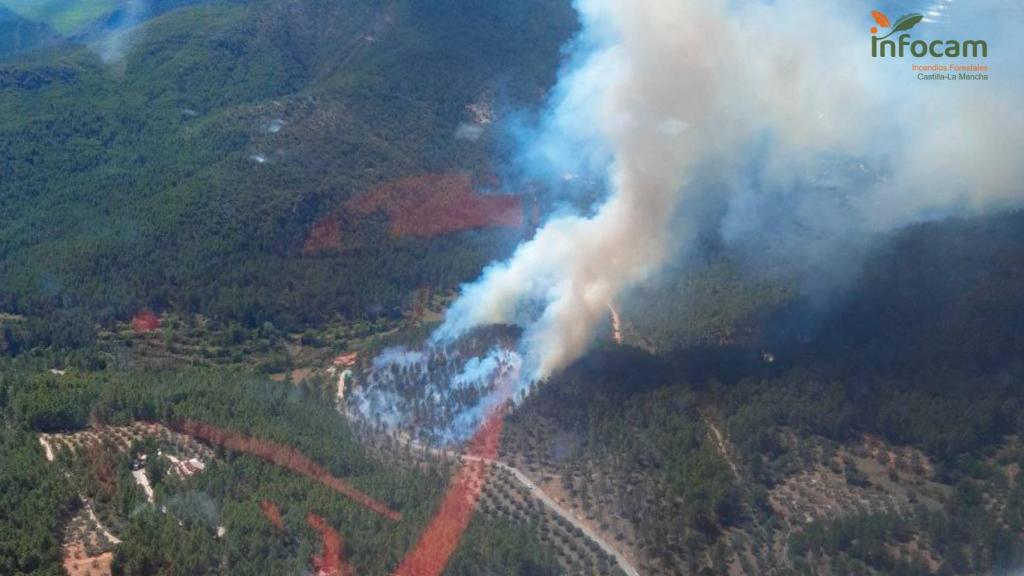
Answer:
63;543;112;576
271;368;314;383
303;215;344;254
87;442;118;501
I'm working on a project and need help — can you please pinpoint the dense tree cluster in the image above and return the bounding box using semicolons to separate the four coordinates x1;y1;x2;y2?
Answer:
498;209;1024;574
0;427;78;575
0;358;565;575
1;0;1023;571
0;0;577;338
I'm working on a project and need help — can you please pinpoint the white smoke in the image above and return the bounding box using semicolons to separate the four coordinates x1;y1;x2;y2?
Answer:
350;344;523;444
434;0;1024;381
94;0;150;64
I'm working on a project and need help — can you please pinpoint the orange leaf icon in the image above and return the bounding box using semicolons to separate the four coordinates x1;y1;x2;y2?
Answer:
871;10;891;28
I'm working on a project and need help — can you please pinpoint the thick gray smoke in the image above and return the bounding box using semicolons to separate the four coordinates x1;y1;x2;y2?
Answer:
434;0;1024;381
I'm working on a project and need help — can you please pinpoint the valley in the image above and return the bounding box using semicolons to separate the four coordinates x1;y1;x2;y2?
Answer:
0;0;1022;575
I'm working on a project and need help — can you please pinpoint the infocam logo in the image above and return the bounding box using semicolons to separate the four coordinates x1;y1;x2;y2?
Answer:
870;10;987;58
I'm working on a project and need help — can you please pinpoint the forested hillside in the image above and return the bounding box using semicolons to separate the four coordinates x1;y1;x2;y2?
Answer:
0;6;59;56
2;0;1022;574
0;5;580;570
503;209;1024;574
0;0;576;341
0;360;563;575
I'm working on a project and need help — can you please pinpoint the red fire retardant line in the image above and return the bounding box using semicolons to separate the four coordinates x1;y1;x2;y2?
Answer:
392;409;505;576
176;420;402;522
308;512;356;576
260;500;285;531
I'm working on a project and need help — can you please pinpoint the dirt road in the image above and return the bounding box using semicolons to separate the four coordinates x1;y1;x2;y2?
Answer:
464;453;641;576
347;412;641;575
705;416;741;481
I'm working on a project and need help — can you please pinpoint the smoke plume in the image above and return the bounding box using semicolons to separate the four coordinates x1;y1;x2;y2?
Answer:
94;0;150;64
433;0;1024;381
